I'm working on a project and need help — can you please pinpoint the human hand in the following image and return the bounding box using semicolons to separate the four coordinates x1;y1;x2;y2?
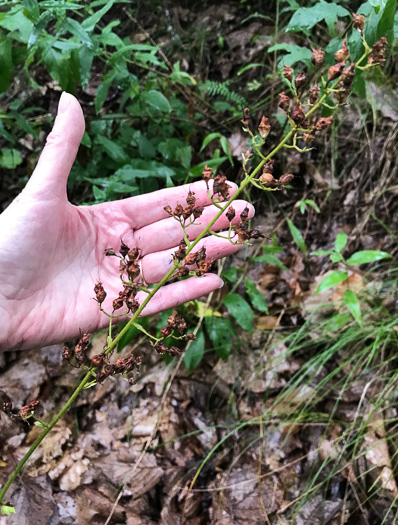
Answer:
0;93;253;351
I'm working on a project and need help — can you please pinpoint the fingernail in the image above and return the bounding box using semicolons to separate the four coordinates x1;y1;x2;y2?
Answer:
218;279;225;288
58;92;71;115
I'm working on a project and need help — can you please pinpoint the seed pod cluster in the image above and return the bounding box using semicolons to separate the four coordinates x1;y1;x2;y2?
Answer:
234;207;264;244
164;191;205;224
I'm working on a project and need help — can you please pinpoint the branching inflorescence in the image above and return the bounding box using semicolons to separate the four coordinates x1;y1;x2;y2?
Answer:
0;16;388;513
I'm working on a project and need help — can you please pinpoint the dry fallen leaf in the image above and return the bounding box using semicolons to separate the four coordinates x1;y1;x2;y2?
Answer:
256;316;279;330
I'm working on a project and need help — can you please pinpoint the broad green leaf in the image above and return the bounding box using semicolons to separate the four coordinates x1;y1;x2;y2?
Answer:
304;199;320;213
0;148;22;168
64;17;93;47
0;7;33;43
138;135;156;160
378;0;398;39
79;45;94;88
224;293;254;333
330;253;343;263
246;278;268;313
315;271;348;295
205;317;235;360
143;90;171;113
286;1;350;36
348;28;364;62
322;313;351;333
0;35;13;92
268;43;313;68
344;289;362;326
311;250;332;256
222;267;238;283
184;328;205;371
346;250;391;265
335;232;347;253
95;75;114;113
93;185;106;201
286;218;306;253
96;135;129;164
250;253;287;270
27;10;53;48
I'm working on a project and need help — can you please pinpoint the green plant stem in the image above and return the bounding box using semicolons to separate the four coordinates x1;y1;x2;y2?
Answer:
0;76;341;505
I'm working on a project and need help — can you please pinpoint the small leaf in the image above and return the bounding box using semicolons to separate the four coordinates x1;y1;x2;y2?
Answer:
299;202;306;214
0;148;22;169
143;90;171;113
286;218;306;253
1;506;16;515
304;199;320;213
222;267;238;283
224;293;254;332
335;232;347;253
205;317;235;360
330;253;343;263
311;250;332;256
34;421;46;428
245;278;268;313
251;253;287;270
184;328;205;371
344;289;362;326
315;271;349;294
346;250;391;265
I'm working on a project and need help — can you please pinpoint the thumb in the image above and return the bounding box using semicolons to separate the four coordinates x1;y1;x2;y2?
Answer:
26;92;85;200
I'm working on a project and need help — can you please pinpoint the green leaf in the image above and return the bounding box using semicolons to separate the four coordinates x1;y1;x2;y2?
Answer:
344;289;362;326
184;328;205;371
0;35;13;92
311;250;332;256
304;199;320;213
34;420;46;427
335;232;347;253
0;148;22;169
93;185;106;201
205;317;234;360
95;75;114;113
346;250;391;265
79;45;94;88
378;0;398;39
286;1;350;35
96;135;129;164
330;253;343;263
286;218;306;253
224;293;254;332
143;90;171;113
268;43;313;68
315;271;348;295
64;17;93;46
250;252;287;270
246;278;268;313
1;506;16;516
82;0;115;31
222;267;238;283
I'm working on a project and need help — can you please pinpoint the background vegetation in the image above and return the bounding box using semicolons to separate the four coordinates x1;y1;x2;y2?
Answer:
0;0;397;523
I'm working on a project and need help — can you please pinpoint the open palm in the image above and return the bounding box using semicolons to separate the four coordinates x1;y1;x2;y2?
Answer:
0;93;253;351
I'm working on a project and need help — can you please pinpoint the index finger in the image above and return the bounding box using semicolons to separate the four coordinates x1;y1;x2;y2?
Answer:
118;179;238;229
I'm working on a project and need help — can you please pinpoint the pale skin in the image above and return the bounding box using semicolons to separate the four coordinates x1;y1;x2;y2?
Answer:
0;93;254;351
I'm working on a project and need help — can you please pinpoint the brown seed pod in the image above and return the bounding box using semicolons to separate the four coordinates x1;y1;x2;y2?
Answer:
328;62;345;82
240;207;250;223
260;172;276;187
202;165;214;183
94;282;107;304
353;13;365;31
176;266;190;277
92;354;104;367
226;206;236;222
196;247;207;263
308;83;321;104
168;311;187;334
20;400;40;418
315;116;334;131
368;37;388;65
104;248;116;257
164;205;173;215
334;39;350;63
279;173;294;186
63;344;72;360
258;116;271;139
192;207;204;219
174;204;184;217
126;297;139;313
186;191;196;206
184;253;197;266
263;159;275;174
278;92;290;112
295;71;306;90
283;65;293;82
126;260;140;281
291;105;305;125
182;205;194;220
311;47;325;68
120;240;130;258
128;248;139;261
241;107;251;127
112;297;124;311
303;132;316;144
186;333;197;341
103;364;115;376
161;325;173;338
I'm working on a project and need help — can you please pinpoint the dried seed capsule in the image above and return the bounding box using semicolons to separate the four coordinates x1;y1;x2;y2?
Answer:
263;159;275;174
92;354;104;367
240;207;250;223
186;333;197;341
126;260;140;281
176;266;190;277
315;116;334;131
113;297;124;311
63;344;72;360
353;13;365;31
154;342;168;354
226;206;236;222
295;71;306;90
186;191;196;206
311;47;325;68
202;165;214;183
164;205;173;215
104;364;115;376
291;105;305;125
174;242;187;260
248;228;264;239
104;248;117;256
243;148;254;161
241;107;251;127
328;62;345;82
283;65;293;82
161;325;173;338
128;248;139;261
278;92;290;112
341;63;355;86
174;204;184;217
20;400;40;418
260;172;276;187
120;240;130;258
335;87;349;105
308;83;320;104
185;253;197;266
213;174;230;200
168;311;187;334
192;207;204;219
258;116;271;139
94;282;107;304
196;247;206;263
368;37;387;65
279;173;294;186
182;205;194;220
334;39;349;63
126;297;139;313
